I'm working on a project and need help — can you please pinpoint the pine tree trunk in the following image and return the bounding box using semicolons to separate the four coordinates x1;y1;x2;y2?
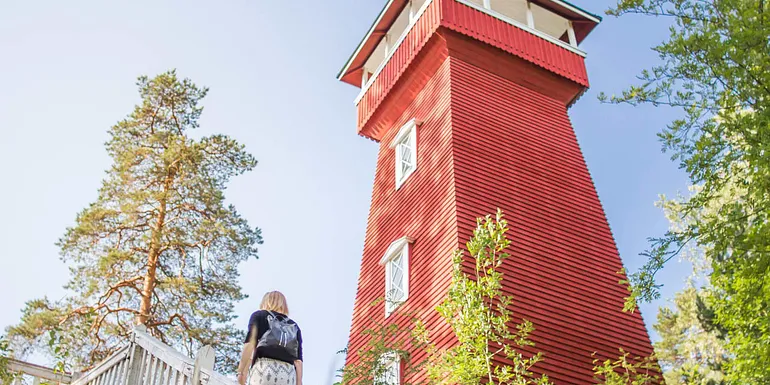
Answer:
138;175;172;326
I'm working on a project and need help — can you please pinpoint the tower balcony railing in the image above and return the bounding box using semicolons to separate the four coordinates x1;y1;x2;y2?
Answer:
460;0;582;52
357;0;590;104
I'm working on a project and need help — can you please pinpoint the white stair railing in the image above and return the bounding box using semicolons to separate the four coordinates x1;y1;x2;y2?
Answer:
5;358;73;384
5;326;236;385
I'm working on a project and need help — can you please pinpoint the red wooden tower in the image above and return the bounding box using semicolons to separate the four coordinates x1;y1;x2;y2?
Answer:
337;1;655;383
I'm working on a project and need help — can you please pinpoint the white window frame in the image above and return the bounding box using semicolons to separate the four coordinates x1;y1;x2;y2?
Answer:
380;236;413;317
375;352;401;385
390;119;420;190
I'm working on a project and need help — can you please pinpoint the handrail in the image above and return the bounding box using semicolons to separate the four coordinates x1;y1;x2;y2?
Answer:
455;0;586;56
69;345;129;385
69;326;234;385
132;327;195;375
6;358;73;384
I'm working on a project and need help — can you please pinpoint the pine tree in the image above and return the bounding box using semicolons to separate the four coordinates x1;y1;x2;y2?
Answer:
0;335;15;383
6;70;262;373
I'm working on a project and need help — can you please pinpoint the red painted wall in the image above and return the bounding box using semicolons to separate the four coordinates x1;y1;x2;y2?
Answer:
345;54;461;385
448;37;655;383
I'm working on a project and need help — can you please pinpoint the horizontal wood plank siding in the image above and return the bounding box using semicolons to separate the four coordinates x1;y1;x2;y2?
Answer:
449;57;655;384
359;33;451;143
345;58;460;385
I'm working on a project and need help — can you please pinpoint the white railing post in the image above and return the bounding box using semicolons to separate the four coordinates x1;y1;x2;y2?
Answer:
567;20;577;47
483;0;491;9
191;346;215;385
125;326;146;385
384;35;392;56
124;346;144;385
526;1;536;29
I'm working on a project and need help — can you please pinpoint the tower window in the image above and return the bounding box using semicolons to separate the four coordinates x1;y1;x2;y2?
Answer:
375;353;401;385
380;237;412;317
390;119;419;189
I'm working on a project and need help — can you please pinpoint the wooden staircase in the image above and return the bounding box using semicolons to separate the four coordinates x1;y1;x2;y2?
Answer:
4;326;236;385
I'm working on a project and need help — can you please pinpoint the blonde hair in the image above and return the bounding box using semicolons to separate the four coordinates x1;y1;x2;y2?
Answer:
260;291;289;315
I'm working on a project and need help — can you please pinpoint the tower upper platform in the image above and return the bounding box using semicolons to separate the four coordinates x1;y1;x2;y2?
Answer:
338;0;601;90
337;0;601;139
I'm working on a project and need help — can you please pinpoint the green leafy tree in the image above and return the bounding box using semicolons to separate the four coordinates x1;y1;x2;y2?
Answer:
428;210;550;385
654;287;727;385
336;301;430;385
601;0;769;382
650;196;729;385
6;70;262;373
0;335;17;383
592;349;661;385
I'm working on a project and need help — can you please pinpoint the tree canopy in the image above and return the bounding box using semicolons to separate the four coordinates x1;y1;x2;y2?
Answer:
7;70;262;373
602;0;769;382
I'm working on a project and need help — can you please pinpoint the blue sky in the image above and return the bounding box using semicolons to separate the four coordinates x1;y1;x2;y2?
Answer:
0;0;690;383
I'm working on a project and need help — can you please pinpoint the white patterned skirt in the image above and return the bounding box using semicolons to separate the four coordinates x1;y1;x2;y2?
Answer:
248;358;297;385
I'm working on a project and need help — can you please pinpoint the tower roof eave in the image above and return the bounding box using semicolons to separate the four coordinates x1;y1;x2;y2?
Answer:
337;0;408;86
551;0;602;23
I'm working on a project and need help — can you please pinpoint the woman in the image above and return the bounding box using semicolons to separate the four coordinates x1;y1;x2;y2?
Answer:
237;291;304;385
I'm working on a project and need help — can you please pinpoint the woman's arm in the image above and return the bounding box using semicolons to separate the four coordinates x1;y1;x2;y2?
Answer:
237;341;255;385
238;322;258;385
295;327;304;385
294;360;303;385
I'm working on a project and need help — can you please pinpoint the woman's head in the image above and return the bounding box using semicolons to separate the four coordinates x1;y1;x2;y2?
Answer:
260;291;289;315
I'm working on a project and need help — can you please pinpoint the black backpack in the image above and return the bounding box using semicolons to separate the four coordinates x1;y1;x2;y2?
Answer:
256;311;300;359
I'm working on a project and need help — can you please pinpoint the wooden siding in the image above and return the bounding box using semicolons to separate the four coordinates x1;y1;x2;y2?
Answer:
345;57;461;385
358;33;451;143
448;56;655;384
444;29;584;106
